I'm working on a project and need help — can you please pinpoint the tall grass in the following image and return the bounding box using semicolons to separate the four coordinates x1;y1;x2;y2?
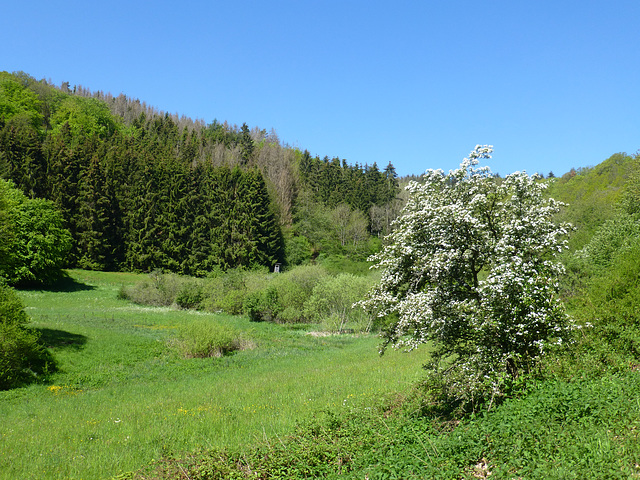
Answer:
0;270;425;479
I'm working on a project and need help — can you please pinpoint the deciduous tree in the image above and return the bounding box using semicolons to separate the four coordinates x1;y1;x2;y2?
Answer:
360;146;574;406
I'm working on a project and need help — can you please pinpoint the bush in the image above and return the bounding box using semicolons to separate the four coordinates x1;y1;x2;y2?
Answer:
175;281;205;310
575;213;640;272
304;273;375;333
201;268;253;314
0;283;55;389
240;265;329;323
270;265;328;323
564;211;640;361
171;319;247;358
243;286;281;322
119;271;197;308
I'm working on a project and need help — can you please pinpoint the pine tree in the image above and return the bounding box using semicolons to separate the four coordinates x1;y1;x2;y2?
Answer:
239;123;254;165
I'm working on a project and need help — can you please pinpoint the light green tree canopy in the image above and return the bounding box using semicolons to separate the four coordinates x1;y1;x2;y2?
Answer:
0;179;72;285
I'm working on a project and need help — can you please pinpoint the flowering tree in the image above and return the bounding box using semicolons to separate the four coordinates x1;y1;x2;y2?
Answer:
360;146;574;405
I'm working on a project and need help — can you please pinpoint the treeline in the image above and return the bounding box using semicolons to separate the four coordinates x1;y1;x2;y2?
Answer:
0;71;401;275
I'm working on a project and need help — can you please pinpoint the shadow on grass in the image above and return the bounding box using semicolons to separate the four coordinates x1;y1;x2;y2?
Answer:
37;328;88;351
19;272;96;293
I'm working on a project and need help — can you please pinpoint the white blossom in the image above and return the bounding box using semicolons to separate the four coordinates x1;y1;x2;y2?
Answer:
358;146;574;404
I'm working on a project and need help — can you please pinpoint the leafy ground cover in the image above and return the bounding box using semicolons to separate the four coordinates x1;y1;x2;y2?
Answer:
123;372;640;479
0;270;425;479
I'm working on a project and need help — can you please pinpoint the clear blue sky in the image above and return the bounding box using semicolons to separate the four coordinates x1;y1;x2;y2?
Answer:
2;0;639;177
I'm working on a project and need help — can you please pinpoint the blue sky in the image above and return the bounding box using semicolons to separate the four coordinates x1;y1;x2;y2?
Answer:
2;0;639;177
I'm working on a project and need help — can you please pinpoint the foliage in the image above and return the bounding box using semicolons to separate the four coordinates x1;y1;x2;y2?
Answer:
118;270;186;307
566;212;640;360
574;213;640;272
621;153;640;217
0;71;400;275
175;280;205;310
283;233;312;266
243;286;281;322
361;146;574;405
171;319;247;358
201;268;253;315
122;265;336;324
0;282;55;389
0;179;72;285
298;152;400;220
270;264;328;322
50;95;120;138
240;265;330;323
304;273;376;333
546;152;636;250
0;72;43;128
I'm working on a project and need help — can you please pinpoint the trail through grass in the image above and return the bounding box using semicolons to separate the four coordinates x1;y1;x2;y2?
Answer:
0;270;426;479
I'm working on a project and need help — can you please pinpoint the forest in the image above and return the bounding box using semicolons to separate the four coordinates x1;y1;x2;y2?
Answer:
0;70;400;279
1;70;640;479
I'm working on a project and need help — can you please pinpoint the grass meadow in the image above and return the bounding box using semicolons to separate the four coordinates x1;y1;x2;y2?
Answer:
0;270;426;480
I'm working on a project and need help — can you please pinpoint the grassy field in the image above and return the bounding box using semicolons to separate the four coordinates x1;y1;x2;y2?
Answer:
0;270;426;480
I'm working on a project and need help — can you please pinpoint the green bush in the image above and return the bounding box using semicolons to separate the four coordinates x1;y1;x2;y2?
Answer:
575;214;640;271
0;283;55;389
119;271;194;307
171;319;247;358
243;286;281;322
559;210;640;373
201;268;252;314
271;265;328;323
240;265;329;323
304;273;375;333
586;239;640;357
175;281;205;310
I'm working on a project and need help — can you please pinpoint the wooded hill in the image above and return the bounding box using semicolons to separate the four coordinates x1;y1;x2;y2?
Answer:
0;71;400;275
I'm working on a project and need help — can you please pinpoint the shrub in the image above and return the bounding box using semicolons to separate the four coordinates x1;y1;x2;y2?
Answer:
584;237;640;357
171;319;247;358
201;268;253;314
243;286;282;322
0;179;72;285
270;265;328;323
304;273;375;333
0;283;55;389
239;265;329;323
119;271;191;307
575;213;640;271
175;281;205;310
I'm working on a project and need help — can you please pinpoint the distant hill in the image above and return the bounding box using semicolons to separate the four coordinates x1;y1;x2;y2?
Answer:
546;152;637;250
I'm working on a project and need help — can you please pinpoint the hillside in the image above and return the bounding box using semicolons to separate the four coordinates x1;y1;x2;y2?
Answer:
2;69;640;478
0;71;400;275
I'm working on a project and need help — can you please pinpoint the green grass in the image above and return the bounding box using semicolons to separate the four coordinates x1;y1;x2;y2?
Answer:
0;270;426;480
121;371;640;479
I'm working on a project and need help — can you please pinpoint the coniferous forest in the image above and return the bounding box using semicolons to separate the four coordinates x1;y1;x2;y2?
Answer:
0;71;400;278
